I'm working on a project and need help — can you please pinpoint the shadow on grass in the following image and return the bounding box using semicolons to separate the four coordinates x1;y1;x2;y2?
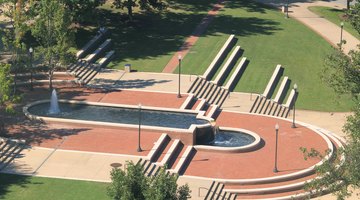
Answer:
75;0;281;68
0;173;32;198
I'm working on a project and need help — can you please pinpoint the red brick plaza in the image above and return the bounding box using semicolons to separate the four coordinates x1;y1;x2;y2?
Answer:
13;87;330;181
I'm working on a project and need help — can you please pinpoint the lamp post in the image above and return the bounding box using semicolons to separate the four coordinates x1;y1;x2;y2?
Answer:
291;83;298;128
340;22;344;49
177;54;182;98
137;103;142;152
274;123;279;173
285;0;289;18
29;47;34;90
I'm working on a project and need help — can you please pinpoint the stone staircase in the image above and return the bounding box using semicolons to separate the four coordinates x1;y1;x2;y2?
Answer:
68;28;115;85
139;133;239;199
138;133;195;175
0;137;27;171
203;181;237;200
249;65;297;118
220;127;345;200
186;35;249;118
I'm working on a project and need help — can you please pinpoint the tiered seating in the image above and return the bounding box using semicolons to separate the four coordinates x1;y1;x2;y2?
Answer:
68;28;114;85
203;181;237;200
249;65;297;118
187;35;248;116
221;127;345;200
202;35;236;80
137;133;195;175
0;137;26;170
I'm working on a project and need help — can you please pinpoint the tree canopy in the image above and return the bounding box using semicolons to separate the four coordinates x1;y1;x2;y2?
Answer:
306;1;360;199
112;0;167;21
107;161;191;200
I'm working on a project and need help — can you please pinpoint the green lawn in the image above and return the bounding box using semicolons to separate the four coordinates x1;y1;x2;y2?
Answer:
74;1;353;111
0;173;109;200
179;0;353;111
308;6;360;40
76;0;218;72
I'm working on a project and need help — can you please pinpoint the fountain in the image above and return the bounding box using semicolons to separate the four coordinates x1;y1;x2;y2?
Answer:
48;89;60;114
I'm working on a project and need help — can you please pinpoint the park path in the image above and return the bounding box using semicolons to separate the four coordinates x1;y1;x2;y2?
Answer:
258;0;359;54
161;0;225;73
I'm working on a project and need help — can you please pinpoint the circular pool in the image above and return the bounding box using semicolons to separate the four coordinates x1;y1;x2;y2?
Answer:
211;130;256;147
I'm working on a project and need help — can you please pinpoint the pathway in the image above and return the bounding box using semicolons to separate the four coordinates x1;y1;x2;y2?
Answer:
161;0;225;73
257;0;360;54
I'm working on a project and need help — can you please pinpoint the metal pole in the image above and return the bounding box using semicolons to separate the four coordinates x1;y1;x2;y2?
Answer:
286;0;289;18
137;103;142;152
29;47;33;90
177;55;182;98
340;22;344;49
274;124;279;173
291;84;297;128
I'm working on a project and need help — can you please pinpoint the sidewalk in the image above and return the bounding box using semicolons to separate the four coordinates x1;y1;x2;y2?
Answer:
257;0;360;54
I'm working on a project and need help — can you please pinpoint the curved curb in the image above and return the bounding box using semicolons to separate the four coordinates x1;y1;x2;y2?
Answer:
194;127;262;153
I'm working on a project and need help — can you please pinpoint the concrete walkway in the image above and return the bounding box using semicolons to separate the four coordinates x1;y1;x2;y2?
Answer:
257;0;359;54
162;0;225;73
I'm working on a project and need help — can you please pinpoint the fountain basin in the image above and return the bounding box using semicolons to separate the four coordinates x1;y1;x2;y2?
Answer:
195;127;261;152
24;100;213;145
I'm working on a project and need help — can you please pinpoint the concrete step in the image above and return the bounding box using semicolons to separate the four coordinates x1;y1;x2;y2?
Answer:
146;133;170;162
193;78;206;97
170;145;194;174
187;76;201;93
158;139;182;168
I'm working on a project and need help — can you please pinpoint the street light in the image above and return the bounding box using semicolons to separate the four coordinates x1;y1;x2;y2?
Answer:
274;123;279;173
340;22;344;49
285;0;289;18
29;47;34;90
291;83;298;128
177;54;182;98
137;103;142;152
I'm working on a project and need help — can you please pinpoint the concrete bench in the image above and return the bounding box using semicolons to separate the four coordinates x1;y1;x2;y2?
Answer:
83;39;112;63
76;29;108;59
273;76;289;103
213;46;241;85
262;65;283;99
98;50;115;68
223;57;247;90
284;88;296;108
202;35;235;80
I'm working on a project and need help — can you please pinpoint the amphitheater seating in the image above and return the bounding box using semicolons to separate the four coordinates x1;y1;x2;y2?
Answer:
202;35;235;80
76;28;108;59
68;29;114;85
0;137;26;171
213;46;241;85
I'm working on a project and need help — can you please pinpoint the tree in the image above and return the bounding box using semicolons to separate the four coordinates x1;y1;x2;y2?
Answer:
107;161;191;200
0;0;30;94
112;0;167;21
61;0;105;23
0;63;16;135
348;0;360;32
305;2;360;199
30;0;74;90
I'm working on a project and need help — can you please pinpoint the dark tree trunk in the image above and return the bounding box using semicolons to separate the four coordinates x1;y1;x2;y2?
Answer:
127;1;133;21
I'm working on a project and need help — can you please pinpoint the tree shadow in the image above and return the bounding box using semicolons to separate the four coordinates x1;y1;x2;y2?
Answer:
74;0;281;67
0;173;33;199
2;85;110;145
168;0;220;13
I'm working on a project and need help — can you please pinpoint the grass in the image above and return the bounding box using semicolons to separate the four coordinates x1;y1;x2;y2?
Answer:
180;0;353;111
308;6;360;40
76;0;218;72
0;173;109;200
